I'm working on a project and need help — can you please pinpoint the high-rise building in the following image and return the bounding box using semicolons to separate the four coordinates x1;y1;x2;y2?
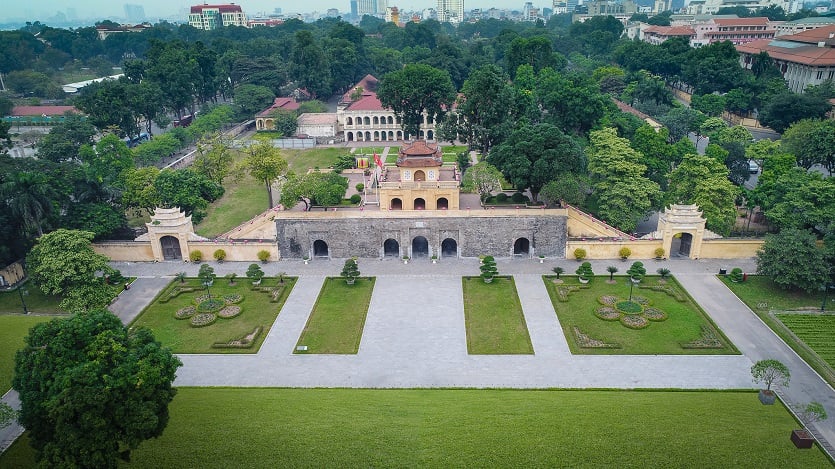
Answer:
437;0;464;23
350;0;358;17
124;4;146;22
188;4;248;30
356;0;378;17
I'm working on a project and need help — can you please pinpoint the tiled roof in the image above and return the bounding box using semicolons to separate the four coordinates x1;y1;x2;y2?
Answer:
714;17;769;26
342;74;379;103
297;113;337;125
644;25;694;36
11;106;79;116
784;24;835;44
256;97;299;117
397;140;442;167
344;94;386;112
736;35;835;67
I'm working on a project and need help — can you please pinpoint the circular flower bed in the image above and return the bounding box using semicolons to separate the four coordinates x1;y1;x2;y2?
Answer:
632;295;651;305
644;307;668;321
218;305;242;318
616;301;643;314
595;306;620;320
197;298;224;313
620;314;649;329
223;294;243;304
195;294;211;304
174;306;196;319
190;313;217;327
598;295;618;306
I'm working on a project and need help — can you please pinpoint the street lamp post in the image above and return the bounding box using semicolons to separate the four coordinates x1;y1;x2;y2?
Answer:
823;284;833;313
628;276;640;302
17;286;29;315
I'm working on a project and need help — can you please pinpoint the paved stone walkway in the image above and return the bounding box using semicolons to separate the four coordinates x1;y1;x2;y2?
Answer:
8;256;835;456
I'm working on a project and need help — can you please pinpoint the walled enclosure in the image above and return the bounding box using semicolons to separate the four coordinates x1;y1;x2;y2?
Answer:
274;210;568;259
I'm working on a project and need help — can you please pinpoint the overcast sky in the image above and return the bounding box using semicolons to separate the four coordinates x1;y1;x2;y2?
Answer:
2;0;533;22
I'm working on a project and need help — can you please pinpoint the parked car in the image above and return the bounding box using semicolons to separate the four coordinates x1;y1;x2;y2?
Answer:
748;160;760;174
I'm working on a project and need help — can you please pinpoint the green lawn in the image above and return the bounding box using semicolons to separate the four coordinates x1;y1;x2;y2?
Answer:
722;275;832;312
195;172;268;238
0;282;65;314
3;388;830;467
283;147;349;174
721;275;835;387
462;276;533;354
295;277;374;354
0;314;63;393
544;275;737;355
129;277;296;354
442;145;468;154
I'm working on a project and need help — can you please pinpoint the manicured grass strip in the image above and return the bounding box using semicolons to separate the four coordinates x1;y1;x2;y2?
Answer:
0;281;65;314
130;277;296;354
295;277;374;354
721;275;835;388
195;171;268;238
0;314;61;393
544;275;737;355
283;147;349;174
462;276;533;354
776;314;835;368
3;388;829;468
722;275;831;312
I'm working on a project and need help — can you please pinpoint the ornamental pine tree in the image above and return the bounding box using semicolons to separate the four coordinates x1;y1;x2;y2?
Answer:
341;258;360;284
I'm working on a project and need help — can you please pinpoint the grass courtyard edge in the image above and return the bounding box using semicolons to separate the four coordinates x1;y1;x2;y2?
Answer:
2;388;829;468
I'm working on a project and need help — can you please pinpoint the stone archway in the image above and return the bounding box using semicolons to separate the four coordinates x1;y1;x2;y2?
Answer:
441;238;457;258
437;197;448;210
670;233;694;257
313;240;329;258
513;237;530;256
347;132;354;142
414;198;426;210
391;198;403;210
160;235;182;260
414;170;426;182
412;236;429;258
383;238;399;257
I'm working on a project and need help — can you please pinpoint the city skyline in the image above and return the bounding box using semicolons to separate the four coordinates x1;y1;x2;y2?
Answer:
0;0;542;23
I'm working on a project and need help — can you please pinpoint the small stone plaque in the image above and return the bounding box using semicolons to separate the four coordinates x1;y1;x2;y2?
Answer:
415;221;425;228
296;345;308;352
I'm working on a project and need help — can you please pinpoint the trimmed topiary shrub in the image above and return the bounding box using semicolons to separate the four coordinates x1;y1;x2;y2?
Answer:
197;298;224;313
213;249;227;262
729;267;744;283
350;194;361;204
574;248;587;261
618;247;631;260
189;250;203;262
496;193;508;202
511;192;526;203
257;249;271;263
355;183;364;192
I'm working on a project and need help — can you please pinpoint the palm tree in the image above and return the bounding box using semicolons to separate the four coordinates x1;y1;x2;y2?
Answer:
1;171;58;237
552;267;564;279
607;266;618;281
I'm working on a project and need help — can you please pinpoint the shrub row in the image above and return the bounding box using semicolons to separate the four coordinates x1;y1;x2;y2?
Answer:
211;326;263;349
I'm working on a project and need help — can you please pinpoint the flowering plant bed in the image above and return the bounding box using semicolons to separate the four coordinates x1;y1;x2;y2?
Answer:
131;277;297;354
190;313;217;327
175;306;196;320
542;275;737;355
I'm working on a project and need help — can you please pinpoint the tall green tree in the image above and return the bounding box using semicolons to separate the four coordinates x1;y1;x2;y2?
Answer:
289;30;331;99
457;65;517;154
14;310;180;468
377;63;456;139
240;141;288;209
1;170;59;237
488;123;585;202
280;171;349;211
36;113;96;163
587;128;661;233
759;92;830;133
462;162;503;202
26;229;110;300
666;154;739;235
756;229;830;293
781;119;835;171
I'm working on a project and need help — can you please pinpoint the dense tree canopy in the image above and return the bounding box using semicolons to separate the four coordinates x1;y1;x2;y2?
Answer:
14;310;180;468
377;63;456;138
756;229;830;292
666;154;739;235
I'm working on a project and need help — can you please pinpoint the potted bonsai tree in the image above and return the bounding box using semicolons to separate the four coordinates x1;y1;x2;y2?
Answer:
538;254;545;263
576;262;594;284
606;266;618;283
341;258;360;285
619;247;631;261
431;255;438;264
729;267;744;283
403;255;410;264
792;402;827;449
480;256;498;283
751;359;790;405
303;255;310;265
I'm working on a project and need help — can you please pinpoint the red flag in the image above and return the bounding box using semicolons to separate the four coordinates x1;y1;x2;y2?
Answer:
374;153;383;168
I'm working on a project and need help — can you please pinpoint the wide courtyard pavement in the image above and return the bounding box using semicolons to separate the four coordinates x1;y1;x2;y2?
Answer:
6;256;835;454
